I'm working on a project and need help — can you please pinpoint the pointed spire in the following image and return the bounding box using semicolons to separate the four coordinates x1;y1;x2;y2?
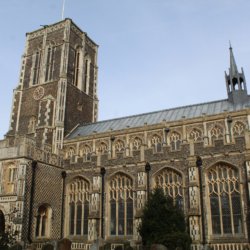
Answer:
229;41;239;77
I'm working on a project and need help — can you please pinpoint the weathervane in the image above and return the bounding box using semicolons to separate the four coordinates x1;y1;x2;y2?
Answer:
61;0;66;20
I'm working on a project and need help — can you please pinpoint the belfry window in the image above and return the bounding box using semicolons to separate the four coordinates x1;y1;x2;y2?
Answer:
74;49;81;87
67;177;90;236
155;168;183;209
45;46;55;82
32;51;41;85
109;174;133;236
84;58;91;94
207;164;243;235
35;205;51;238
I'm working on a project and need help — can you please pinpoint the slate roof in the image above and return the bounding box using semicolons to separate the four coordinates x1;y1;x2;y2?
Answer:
66;97;250;139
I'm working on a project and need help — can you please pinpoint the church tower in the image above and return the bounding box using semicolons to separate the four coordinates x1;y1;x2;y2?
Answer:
225;45;248;104
6;19;99;153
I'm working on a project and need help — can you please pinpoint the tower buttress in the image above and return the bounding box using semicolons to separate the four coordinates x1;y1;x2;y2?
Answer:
225;45;248;104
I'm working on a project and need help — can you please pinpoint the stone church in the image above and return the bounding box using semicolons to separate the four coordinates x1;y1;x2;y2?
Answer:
0;18;250;250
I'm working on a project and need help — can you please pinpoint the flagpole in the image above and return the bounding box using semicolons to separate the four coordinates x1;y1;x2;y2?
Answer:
61;0;66;20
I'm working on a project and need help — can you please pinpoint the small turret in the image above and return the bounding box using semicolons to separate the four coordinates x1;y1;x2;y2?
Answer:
225;44;248;103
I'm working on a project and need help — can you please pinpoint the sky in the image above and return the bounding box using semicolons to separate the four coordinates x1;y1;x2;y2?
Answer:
1;0;250;139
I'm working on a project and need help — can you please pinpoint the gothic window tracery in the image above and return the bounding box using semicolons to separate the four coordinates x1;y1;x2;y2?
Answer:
155;168;183;209
169;132;181;151
232;121;245;136
189;128;202;142
207;164;243;235
132;137;142;150
65;147;75;159
97;142;108;154
151;134;162;152
209;125;224;143
35;205;52;238
79;145;91;161
67;177;90;236
109;173;133;236
115;140;125;153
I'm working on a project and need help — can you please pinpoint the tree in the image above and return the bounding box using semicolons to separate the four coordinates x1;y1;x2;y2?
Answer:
138;187;191;250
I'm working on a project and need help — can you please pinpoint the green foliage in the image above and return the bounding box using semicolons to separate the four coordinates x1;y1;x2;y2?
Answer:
138;188;191;250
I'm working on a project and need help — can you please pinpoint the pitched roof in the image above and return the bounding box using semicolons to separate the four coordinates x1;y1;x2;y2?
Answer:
66;97;250;139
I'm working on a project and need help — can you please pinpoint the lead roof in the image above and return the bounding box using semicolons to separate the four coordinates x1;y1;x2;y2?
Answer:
66;97;250;140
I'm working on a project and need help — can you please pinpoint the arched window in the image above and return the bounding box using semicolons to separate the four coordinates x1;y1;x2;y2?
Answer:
74;48;81;87
32;51;41;85
189;128;202;142
109;174;133;236
97;142;108;155
132;137;142;150
115;140;125;153
45;46;55;82
151;134;162;153
35;205;52;238
207;163;243;235
155;168;183;209
170;132;181;151
79;145;91;161
232;121;245;136
66;147;75;159
67;177;90;236
84;58;91;94
210;125;223;143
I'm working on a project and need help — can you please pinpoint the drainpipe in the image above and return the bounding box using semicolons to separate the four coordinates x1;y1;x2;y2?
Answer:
27;160;37;243
61;171;67;239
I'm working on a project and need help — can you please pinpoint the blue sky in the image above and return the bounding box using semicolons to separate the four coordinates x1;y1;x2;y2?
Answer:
1;0;250;139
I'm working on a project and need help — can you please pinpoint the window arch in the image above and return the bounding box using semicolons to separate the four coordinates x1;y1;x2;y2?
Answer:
32;50;41;85
97;142;108;155
35;205;52;238
67;177;90;236
79;145;91;161
169;132;181;151
84;57;91;94
207;163;243;235
45;46;55;82
154;168;183;209
209;125;224;143
189;128;202;142
114;140;125;153
74;47;82;87
151;134;162;152
65;147;75;159
232;121;245;136
109;173;133;236
132;137;142;150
